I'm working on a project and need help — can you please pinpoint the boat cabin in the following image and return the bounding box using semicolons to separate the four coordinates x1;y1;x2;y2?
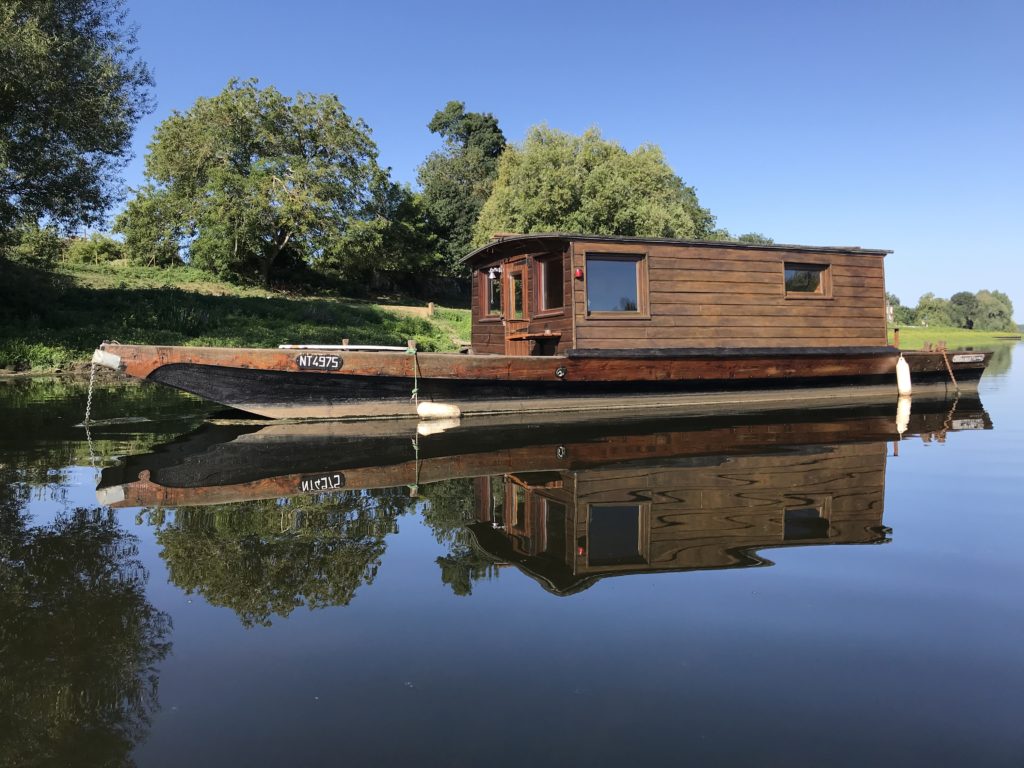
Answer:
462;234;892;356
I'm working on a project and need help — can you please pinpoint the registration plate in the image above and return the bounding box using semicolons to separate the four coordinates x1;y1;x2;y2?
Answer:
951;354;985;363
299;473;346;493
296;354;341;370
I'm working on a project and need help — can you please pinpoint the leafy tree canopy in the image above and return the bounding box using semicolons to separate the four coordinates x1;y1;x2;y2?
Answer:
417;101;506;273
914;292;953;327
66;232;123;263
908;289;1015;331
117;78;422;285
974;289;1015;332
949;291;980;329
474;126;716;245
0;0;153;233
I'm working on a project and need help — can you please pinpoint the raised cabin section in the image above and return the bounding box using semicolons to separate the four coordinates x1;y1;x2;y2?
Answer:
469;243;574;355
464;234;891;354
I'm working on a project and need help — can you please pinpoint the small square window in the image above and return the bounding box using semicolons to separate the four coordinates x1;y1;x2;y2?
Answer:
784;507;830;540
587;504;646;566
784;262;831;297
586;254;646;315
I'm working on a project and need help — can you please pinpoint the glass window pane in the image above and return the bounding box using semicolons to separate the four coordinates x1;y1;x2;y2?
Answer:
511;273;524;319
588;505;645;566
586;257;639;312
486;273;501;315
784;264;826;293
784;507;830;540
541;257;563;310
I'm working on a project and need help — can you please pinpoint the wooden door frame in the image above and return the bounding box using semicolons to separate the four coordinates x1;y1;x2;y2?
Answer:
503;259;530;355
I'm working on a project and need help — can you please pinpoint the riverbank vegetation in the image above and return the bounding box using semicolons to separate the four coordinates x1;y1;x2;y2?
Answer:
0;259;470;372
888;325;1019;350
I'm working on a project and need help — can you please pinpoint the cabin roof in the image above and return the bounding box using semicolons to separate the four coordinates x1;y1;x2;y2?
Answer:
461;232;892;267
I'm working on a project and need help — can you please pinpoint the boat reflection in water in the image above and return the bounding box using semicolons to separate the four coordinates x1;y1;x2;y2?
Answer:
98;396;991;597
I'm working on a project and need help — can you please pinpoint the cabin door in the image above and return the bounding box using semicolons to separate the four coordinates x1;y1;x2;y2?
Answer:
503;260;530;355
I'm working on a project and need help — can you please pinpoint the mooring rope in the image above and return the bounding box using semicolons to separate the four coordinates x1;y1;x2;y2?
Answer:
941;349;960;393
406;346;420;405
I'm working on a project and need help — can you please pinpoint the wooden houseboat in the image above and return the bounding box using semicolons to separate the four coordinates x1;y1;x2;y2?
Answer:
91;234;992;420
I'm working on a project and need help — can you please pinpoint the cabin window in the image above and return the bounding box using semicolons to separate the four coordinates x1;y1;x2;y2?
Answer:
587;504;647;566
509;271;525;320
537;255;564;311
484;269;502;316
489;477;505;527
784;262;831;297
784;506;831;541
585;254;647;315
541;499;567;561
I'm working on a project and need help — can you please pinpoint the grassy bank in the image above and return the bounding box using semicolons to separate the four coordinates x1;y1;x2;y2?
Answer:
887;325;1019;350
0;261;471;372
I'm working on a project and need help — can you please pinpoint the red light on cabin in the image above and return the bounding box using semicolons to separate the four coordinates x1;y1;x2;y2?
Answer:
574;268;584;279
577;545;585;555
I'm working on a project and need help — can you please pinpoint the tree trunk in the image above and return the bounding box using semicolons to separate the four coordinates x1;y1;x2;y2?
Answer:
262;229;292;287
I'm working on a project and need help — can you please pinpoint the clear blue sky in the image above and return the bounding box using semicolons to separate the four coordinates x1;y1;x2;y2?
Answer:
123;0;1022;312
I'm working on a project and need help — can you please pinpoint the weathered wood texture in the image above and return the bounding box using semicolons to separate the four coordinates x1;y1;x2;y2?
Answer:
470;247;574;355
570;241;889;349
468;237;890;353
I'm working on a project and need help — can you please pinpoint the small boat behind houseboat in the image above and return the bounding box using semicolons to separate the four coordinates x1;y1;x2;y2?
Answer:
91;234;992;420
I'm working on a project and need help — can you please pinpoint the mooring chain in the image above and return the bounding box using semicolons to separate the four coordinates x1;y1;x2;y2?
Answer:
83;360;99;470
84;360;97;425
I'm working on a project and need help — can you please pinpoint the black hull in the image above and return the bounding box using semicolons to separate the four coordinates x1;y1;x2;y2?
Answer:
147;361;982;419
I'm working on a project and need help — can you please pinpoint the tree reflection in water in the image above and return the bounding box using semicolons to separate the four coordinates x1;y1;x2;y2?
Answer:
149;487;416;627
0;473;171;768
419;478;500;596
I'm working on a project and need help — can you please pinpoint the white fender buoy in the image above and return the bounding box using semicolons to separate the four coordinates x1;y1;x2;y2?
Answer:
896;354;912;396
896;395;911;436
416;401;462;420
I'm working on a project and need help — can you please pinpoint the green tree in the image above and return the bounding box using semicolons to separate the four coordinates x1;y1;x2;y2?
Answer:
914;292;953;327
0;220;65;268
974;289;1016;332
0;0;153;234
736;232;775;245
417;101;506;273
66;232;123;263
474;126;715;245
886;291;916;325
948;291;980;328
119;78;416;285
113;184;185;266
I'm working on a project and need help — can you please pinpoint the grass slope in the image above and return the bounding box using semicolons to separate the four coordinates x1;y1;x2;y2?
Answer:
1;261;471;372
886;325;1018;349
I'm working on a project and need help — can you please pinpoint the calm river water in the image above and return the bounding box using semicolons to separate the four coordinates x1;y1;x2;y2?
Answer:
1;345;1022;767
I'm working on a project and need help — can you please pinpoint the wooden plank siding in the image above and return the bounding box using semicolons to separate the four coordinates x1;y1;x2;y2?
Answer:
570;441;886;574
570;241;888;350
470;247;574;355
